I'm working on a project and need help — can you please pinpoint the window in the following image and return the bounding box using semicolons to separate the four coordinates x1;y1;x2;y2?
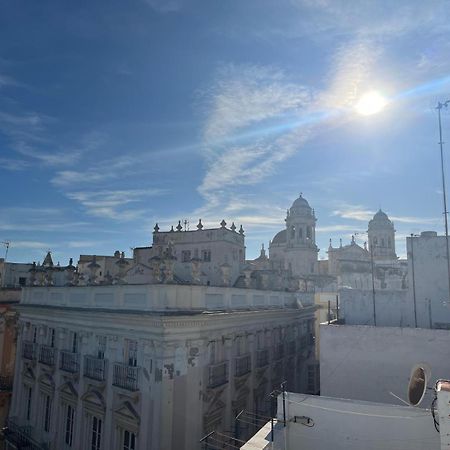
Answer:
290;226;295;239
71;332;78;353
299;227;303;239
97;336;106;359
181;250;191;262
49;328;55;348
19;277;26;286
26;386;32;421
44;395;51;432
123;430;136;450
91;416;102;450
388;237;392;248
126;340;138;367
306;226;312;239
65;404;75;446
32;326;37;344
202;250;211;262
209;341;216;364
381;238;385;247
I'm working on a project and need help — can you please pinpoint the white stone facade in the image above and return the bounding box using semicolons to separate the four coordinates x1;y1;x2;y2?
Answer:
8;284;316;450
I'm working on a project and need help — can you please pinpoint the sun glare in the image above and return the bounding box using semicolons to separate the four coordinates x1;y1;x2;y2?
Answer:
355;91;387;116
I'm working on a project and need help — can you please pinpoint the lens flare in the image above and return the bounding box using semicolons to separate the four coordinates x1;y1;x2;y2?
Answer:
355;91;387;116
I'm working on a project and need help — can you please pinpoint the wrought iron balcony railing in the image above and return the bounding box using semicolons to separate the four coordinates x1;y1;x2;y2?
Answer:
84;355;107;381
273;343;284;360
39;345;55;366
22;341;37;360
4;417;49;450
60;350;79;373
113;363;140;391
235;354;251;377
256;349;269;368
287;341;296;355
208;361;228;388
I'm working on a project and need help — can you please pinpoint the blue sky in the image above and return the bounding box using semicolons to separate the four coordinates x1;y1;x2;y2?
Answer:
2;0;450;264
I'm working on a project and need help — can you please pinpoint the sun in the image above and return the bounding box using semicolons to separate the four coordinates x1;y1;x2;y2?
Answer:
355;91;387;116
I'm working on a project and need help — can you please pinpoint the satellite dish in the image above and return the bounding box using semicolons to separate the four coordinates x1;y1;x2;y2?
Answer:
407;365;428;406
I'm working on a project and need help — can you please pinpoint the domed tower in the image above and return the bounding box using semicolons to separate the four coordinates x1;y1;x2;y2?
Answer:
284;194;319;275
368;209;397;260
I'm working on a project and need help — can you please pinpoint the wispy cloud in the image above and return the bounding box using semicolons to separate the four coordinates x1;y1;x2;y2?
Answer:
0;157;29;171
332;204;441;225
66;189;167;221
11;240;51;250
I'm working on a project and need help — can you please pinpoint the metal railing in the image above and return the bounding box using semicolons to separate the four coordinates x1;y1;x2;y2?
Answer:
60;350;79;373
84;355;107;381
256;349;269;368
208;361;228;388
22;341;37;360
39;345;55;366
113;363;140;391
287;341;296;355
4;417;49;450
273;343;284;360
235;354;251;377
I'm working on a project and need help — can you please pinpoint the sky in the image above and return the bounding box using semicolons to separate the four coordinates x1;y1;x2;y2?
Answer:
2;0;450;264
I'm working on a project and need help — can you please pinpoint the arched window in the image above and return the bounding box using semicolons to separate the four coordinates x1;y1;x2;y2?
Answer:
374;237;378;245
291;226;295;239
381;238;385;247
299;228;303;239
388;237;391;248
306;226;312;239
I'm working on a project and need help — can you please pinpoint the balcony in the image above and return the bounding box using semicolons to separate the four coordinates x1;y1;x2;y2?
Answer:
208;361;228;388
300;335;308;348
60;350;79;373
39;345;55;366
273;343;284;360
235;354;251;377
256;349;269;368
287;341;296;355
113;363;140;391
4;417;49;450
84;355;107;381
22;341;37;360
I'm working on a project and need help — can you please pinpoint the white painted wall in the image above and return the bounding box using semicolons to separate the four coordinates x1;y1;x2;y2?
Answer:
277;393;439;450
340;288;412;327
407;233;450;328
320;324;450;405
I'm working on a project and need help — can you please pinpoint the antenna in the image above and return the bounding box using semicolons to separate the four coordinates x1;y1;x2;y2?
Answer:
407;365;429;406
1;241;10;289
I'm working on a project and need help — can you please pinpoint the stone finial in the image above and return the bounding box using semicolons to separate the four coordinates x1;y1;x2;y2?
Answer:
154;223;160;233
351;235;355;244
230;222;236;232
364;241;367;251
170;225;174;232
220;219;227;228
176;220;183;232
329;238;332;249
69;258;73;267
239;225;244;235
197;219;203;230
339;238;342;248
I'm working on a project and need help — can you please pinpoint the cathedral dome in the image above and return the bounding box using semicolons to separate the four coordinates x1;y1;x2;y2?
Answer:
369;209;393;228
271;229;286;245
289;194;312;217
